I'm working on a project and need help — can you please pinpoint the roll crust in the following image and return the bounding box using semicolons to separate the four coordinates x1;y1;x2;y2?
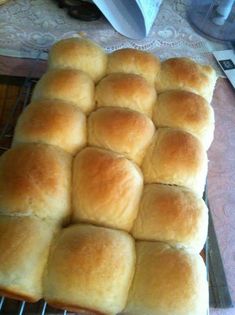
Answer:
0;38;213;313
0;143;72;224
44;224;136;315
141;128;208;196
72;147;143;231
48;37;107;82
132;184;208;253
153;90;214;150
32;69;95;114
95;73;157;117
107;48;160;85
0;216;58;302
155;57;217;102
13;99;87;155
123;242;208;315
88;107;155;164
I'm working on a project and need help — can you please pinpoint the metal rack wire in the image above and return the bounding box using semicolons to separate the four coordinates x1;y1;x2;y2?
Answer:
0;297;69;315
0;77;36;154
0;47;47;154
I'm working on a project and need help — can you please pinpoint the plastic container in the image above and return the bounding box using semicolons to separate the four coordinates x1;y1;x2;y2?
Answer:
187;0;235;42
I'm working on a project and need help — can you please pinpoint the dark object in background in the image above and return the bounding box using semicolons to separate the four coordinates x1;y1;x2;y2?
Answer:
57;0;102;21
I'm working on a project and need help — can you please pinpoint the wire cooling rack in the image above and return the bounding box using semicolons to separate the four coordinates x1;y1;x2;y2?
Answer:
0;298;70;315
0;50;79;315
0;75;75;315
0;77;35;154
0;59;232;314
0;75;211;315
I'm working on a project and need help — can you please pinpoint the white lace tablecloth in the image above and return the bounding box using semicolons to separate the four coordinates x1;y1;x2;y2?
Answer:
0;0;227;71
0;1;234;315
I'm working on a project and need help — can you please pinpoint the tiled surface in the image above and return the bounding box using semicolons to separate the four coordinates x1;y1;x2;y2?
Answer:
208;78;235;314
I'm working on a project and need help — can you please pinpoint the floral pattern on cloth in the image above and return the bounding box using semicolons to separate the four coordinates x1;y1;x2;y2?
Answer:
0;0;226;71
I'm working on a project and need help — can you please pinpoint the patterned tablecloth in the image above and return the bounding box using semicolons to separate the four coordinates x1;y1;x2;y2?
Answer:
0;1;234;314
0;0;227;67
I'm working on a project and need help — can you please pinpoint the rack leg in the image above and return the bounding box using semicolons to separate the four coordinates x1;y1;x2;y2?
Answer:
18;301;26;315
0;297;5;311
41;302;47;315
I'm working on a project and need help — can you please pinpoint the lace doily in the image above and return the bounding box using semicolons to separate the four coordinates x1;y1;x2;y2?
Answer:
0;0;226;71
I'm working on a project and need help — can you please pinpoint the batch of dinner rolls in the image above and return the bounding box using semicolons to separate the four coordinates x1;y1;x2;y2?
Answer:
0;37;217;315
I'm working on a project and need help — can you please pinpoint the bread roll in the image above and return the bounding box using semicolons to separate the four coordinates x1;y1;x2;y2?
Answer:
72;147;143;231
32;69;95;114
0;37;212;312
132;184;208;253
123;241;208;315
0;143;71;224
13;99;86;155
44;224;136;315
48;37;107;82
95;73;157;117
155;57;217;102
0;216;58;302
142;128;208;196
153;90;215;150
107;48;160;85
88;107;155;164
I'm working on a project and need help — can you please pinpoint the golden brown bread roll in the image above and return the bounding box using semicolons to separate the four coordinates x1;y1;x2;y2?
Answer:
0;37;214;311
88;107;155;165
142;128;208;196
0;216;58;302
132;184;208;253
153;90;215;150
48;37;107;82
0;143;72;224
123;241;208;315
107;48;160;85
44;224;136;315
95;73;157;117
72;147;143;231
13;99;87;155
32;69;95;114
155;57;217;103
